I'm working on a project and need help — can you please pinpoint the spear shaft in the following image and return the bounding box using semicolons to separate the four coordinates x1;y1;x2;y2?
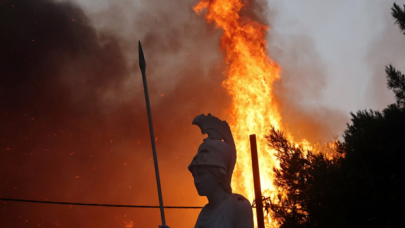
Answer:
138;41;166;226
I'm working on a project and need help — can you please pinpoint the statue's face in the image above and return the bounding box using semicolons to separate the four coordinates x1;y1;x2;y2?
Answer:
191;166;220;196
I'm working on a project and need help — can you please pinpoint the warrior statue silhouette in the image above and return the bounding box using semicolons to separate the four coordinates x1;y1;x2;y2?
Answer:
189;114;254;228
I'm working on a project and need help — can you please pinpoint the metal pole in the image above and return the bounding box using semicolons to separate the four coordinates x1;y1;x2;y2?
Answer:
138;41;166;226
250;134;265;228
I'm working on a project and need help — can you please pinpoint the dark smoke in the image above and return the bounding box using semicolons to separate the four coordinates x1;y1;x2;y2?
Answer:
0;0;230;227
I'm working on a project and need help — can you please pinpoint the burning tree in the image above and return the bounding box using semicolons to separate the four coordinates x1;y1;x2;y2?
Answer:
265;128;343;228
267;3;405;228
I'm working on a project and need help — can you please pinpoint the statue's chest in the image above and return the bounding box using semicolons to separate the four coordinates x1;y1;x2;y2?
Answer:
195;204;234;228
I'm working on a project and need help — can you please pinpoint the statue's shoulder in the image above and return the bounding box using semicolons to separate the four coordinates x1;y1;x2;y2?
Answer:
230;193;250;202
229;194;254;228
229;193;252;210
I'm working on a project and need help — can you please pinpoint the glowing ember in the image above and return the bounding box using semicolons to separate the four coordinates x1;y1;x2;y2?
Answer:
124;220;133;228
194;0;282;227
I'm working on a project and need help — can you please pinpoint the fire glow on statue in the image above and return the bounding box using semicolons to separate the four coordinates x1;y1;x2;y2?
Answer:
194;0;283;227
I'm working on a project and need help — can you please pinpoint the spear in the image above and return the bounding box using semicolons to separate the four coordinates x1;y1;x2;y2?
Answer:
138;41;167;227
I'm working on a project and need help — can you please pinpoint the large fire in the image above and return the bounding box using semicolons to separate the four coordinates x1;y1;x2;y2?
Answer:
194;0;284;227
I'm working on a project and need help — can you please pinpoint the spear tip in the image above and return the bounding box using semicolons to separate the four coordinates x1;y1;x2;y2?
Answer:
138;40;146;72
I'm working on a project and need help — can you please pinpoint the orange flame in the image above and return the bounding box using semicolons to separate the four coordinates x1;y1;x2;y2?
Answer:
194;0;282;227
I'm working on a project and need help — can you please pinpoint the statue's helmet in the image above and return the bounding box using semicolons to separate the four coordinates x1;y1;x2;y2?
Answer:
188;114;236;193
188;139;231;173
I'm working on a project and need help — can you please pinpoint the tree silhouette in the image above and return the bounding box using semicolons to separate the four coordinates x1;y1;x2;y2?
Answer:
265;127;310;227
266;127;344;228
385;64;405;107
386;3;405;107
391;3;405;34
337;105;405;227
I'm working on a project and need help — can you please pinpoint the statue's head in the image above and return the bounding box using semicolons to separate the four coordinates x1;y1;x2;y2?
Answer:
189;114;237;194
188;139;232;194
190;165;227;196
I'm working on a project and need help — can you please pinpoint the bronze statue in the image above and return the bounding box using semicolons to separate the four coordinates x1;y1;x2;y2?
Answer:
189;114;254;228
